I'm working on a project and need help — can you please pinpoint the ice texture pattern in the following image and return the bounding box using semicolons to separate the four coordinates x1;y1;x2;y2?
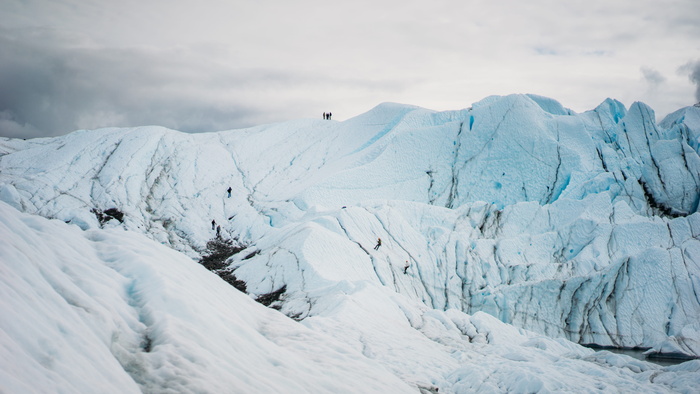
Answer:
1;94;700;392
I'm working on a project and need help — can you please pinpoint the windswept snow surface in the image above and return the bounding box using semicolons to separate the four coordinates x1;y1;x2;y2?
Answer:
2;201;699;393
0;202;413;393
2;94;700;392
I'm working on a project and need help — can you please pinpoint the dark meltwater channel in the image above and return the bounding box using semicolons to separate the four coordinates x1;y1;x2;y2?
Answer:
583;345;696;367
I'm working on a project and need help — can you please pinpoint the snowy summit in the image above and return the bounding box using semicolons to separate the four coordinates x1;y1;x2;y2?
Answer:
1;94;700;393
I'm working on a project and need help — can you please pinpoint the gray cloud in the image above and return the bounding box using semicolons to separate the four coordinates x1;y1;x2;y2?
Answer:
640;67;666;89
678;60;700;102
0;28;256;138
0;26;407;139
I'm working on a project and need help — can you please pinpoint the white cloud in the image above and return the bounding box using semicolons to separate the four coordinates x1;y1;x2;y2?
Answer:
1;0;699;137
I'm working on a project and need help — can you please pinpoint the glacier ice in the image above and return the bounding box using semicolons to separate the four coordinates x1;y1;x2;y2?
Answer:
3;200;700;392
1;94;700;391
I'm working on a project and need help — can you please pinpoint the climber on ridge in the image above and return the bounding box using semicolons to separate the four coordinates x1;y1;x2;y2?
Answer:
374;237;382;250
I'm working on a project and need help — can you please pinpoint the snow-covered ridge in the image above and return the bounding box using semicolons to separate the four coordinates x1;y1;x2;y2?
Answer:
2;94;700;391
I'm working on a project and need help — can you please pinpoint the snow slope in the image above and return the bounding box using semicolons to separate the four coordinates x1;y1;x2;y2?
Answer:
2;201;700;393
0;201;414;393
2;94;700;391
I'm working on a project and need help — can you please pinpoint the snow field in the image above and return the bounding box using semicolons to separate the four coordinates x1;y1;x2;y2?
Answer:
0;202;413;393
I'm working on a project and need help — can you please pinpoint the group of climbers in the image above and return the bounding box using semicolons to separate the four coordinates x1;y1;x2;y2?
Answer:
211;186;233;238
374;237;411;274
211;219;222;237
210;186;412;275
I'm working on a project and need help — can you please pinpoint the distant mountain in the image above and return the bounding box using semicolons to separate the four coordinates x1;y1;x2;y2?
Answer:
1;94;699;392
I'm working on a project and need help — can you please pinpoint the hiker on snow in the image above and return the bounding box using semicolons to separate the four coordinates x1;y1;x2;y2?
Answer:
211;219;216;230
216;225;221;238
404;261;410;274
227;187;232;198
374;237;382;250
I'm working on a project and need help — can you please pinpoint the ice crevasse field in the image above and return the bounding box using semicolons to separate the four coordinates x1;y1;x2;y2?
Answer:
1;94;700;392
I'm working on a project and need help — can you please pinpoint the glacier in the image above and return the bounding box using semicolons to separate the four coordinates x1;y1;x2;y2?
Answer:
1;94;700;392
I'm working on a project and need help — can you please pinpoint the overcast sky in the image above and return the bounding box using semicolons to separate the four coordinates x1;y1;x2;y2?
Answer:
1;0;699;138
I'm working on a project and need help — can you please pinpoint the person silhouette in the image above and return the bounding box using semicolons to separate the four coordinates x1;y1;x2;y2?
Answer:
374;238;382;250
